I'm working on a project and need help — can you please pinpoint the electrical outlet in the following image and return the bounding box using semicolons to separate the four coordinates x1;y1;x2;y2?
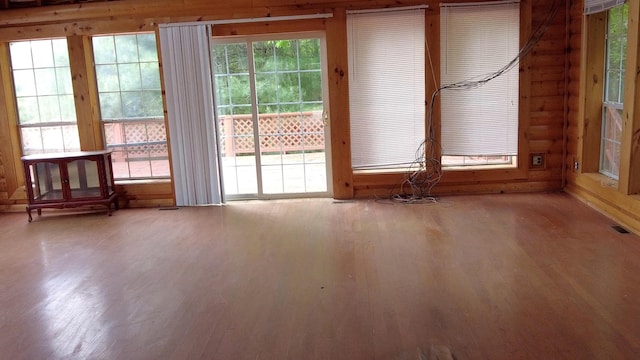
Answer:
531;154;544;167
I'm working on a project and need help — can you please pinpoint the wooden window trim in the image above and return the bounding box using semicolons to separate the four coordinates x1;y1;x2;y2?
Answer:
578;12;606;175
620;0;640;195
579;2;640;195
0;42;24;198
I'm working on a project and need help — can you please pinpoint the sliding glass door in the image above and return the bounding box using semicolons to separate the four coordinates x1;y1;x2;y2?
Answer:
212;34;330;199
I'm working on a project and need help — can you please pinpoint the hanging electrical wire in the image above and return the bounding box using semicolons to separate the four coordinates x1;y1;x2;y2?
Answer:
388;0;563;204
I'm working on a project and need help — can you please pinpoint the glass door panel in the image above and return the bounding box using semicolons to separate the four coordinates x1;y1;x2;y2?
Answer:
254;39;327;195
213;42;259;196
213;36;329;199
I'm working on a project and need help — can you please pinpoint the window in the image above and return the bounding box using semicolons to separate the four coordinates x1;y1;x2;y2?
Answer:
440;2;520;168
600;3;628;179
9;38;80;156
92;33;168;179
347;9;426;170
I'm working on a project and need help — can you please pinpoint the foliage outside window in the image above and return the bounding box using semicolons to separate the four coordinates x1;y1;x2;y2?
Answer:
600;3;628;179
10;38;80;156
213;39;323;117
93;33;168;179
252;40;324;114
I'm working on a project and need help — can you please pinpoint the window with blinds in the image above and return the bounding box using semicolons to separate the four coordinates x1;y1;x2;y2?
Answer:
440;1;520;165
347;9;426;170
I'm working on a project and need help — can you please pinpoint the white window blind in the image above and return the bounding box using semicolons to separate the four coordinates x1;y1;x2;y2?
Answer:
585;0;626;15
347;9;425;169
440;2;520;157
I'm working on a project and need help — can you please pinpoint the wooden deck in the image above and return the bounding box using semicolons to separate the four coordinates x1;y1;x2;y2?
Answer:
1;192;639;359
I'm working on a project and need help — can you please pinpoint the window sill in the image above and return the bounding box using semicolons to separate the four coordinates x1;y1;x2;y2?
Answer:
353;163;517;175
353;168;418;175
115;178;172;186
443;164;517;171
580;172;618;190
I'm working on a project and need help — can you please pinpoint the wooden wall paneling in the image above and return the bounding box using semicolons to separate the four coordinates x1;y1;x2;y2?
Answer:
530;111;565;127
532;38;567;56
566;79;581;98
225;0;432;12
0;156;6;202
437;180;561;194
210;18;327;37
620;0;640;195
325;8;353;199
0;1;182;27
529;124;564;140
425;6;441;166
529;53;566;67
524;168;562;181
577;13;606;173
0;18;156;42
0;42;24;201
115;181;174;208
67;35;103;151
565;0;582;178
529;138;563;154
0;1;535;30
530;97;565;113
565;177;640;235
254;0;333;5
354;180;561;198
439;168;528;184
530;64;566;81
0;0;334;28
0;52;11;202
531;80;566;97
519;0;534;175
194;0;253;9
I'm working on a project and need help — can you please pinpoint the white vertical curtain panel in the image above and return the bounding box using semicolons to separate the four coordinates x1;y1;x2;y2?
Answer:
159;24;223;206
440;2;520;156
584;0;626;15
347;9;426;169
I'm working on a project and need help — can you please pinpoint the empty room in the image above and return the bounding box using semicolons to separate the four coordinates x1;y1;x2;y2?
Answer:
1;0;640;359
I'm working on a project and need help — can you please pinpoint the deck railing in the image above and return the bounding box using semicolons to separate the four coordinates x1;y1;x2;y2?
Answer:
104;111;325;162
219;111;325;156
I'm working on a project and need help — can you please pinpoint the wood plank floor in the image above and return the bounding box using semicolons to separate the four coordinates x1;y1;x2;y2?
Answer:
1;192;640;359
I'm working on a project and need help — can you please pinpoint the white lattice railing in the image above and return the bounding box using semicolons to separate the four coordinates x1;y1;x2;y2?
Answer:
219;111;325;156
103;111;325;162
103;119;168;162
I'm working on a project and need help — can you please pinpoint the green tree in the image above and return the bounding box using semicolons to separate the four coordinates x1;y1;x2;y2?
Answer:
605;3;628;103
213;39;323;116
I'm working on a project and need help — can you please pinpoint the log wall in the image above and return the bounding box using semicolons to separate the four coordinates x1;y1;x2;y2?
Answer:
0;0;568;209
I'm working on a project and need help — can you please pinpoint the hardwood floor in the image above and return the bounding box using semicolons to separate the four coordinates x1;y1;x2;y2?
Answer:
1;192;640;359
